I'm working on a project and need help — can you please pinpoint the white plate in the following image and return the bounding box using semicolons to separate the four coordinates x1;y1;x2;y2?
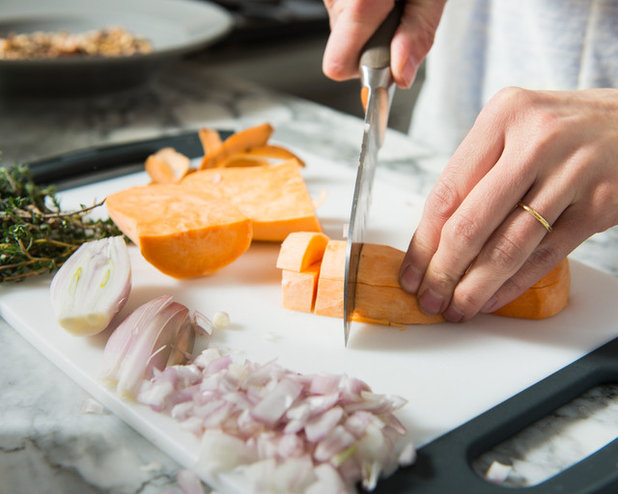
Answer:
0;0;233;95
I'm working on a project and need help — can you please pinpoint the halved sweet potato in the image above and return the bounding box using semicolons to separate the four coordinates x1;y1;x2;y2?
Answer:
182;160;321;241
105;184;252;278
492;258;570;319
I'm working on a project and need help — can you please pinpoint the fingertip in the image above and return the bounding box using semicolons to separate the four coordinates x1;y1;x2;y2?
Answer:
400;263;422;293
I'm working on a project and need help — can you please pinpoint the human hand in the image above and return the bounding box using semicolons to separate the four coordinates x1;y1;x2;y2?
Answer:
322;0;446;88
399;87;618;322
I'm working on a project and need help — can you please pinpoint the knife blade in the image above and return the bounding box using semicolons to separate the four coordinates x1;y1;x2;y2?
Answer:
344;3;403;347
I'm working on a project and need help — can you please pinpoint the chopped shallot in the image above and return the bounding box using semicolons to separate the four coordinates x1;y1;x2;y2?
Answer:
134;347;414;492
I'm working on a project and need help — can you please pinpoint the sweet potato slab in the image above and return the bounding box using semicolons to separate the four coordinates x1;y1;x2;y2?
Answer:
182;160;321;241
105;184;252;278
278;233;571;326
313;240;443;324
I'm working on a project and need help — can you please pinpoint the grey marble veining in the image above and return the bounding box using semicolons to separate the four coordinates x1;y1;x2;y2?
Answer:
1;61;616;494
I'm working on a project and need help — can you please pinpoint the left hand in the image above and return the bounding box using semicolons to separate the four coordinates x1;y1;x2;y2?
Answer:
399;87;618;322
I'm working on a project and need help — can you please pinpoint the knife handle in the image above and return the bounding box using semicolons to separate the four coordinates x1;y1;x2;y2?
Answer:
359;1;405;70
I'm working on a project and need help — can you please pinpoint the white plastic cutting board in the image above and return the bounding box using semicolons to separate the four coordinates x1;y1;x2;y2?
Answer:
1;150;617;492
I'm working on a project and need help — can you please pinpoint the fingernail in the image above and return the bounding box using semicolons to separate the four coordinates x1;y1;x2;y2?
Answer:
401;57;417;88
481;295;498;313
419;288;444;315
444;304;464;323
400;264;422;293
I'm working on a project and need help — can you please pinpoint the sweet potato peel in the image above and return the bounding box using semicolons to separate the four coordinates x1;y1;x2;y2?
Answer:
277;233;571;326
200;123;274;169
145;123;306;187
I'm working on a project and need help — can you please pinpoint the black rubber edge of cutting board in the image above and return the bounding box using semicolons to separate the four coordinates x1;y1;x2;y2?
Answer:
373;336;618;494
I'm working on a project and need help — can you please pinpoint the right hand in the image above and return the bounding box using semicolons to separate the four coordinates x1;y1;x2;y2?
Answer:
322;0;447;88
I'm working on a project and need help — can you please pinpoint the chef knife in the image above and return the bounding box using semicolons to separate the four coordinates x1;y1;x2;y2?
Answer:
344;2;403;347
25;129;231;190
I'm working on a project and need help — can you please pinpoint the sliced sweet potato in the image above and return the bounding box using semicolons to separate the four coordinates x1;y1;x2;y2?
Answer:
276;232;330;272
314;276;344;318
281;262;321;312
182;160;321;241
105;184;252;278
313;240;443;324
492;258;570;319
200;123;274;169
297;237;570;325
145;147;191;184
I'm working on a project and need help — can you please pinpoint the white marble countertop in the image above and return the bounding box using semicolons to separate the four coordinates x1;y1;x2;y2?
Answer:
1;61;616;494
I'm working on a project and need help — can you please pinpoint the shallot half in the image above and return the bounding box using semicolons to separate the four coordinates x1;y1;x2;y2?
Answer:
50;236;131;336
101;295;205;398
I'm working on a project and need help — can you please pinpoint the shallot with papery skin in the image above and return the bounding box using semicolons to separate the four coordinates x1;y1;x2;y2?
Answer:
137;347;414;492
101;295;202;398
50;236;131;336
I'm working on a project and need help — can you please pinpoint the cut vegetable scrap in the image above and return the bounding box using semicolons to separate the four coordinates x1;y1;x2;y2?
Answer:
182;160;321;242
278;233;571;325
145;147;191;184
200;122;274;169
198;127;223;156
198;123;306;169
105;184;252;278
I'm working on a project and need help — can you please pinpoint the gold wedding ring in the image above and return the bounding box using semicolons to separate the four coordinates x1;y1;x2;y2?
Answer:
517;202;553;232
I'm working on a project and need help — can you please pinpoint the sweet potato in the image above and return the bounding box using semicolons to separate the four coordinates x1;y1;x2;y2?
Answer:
313;240;443;324
105;184;252;278
281;262;321;312
198;127;223;155
283;234;570;325
492;258;570;319
145;147;191;184
182;160;321;241
276;232;329;272
200;123;274;169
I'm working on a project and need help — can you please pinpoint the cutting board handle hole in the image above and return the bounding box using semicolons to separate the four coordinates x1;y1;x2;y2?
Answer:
471;382;618;488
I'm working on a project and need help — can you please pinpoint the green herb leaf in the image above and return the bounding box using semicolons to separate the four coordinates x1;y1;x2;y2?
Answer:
1;163;124;283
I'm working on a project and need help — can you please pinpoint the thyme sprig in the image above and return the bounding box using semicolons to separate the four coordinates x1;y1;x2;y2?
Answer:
1;164;123;283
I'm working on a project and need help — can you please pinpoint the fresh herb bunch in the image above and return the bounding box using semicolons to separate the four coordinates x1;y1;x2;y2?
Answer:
1;163;123;283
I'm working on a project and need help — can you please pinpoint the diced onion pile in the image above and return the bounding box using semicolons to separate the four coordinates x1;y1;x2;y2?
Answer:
136;347;414;493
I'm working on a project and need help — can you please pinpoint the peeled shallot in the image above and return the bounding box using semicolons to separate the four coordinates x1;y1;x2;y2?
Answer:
50;236;131;336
